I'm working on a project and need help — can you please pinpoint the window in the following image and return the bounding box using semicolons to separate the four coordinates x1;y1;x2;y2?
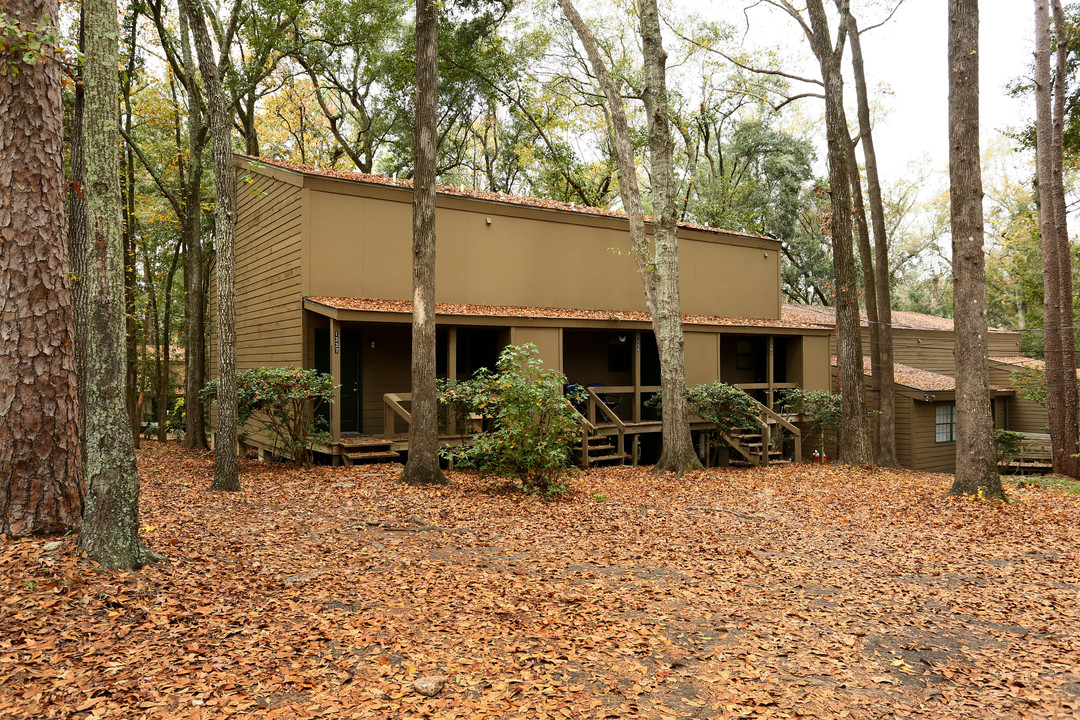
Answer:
935;404;956;443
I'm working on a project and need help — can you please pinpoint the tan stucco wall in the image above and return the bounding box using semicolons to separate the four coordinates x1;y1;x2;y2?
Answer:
302;180;781;319
800;335;831;391
510;327;563;372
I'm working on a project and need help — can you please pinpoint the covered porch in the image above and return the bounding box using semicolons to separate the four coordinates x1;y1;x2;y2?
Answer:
301;297;830;467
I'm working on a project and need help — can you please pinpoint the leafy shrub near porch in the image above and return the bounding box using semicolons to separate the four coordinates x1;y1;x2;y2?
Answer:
203;367;333;465
686;382;761;432
779;388;841;455
438;344;584;499
994;429;1025;467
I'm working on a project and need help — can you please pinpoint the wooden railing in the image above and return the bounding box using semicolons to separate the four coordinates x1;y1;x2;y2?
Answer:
715;393;802;467
383;393;412;435
584;387;626;466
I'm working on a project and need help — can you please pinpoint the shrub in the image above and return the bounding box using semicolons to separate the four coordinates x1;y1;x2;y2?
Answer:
994;429;1025;467
438;344;584;499
203;367;334;465
779;388;841;455
685;382;761;433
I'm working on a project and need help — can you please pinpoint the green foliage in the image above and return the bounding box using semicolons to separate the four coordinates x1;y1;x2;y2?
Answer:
202;367;334;465
0;13;67;75
993;429;1025;466
685;382;760;433
1011;367;1049;407
779;388;841;454
438;344;584;499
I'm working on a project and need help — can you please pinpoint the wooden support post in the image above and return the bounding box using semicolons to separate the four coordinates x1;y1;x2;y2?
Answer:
767;336;775;411
633;331;642;423
448;327;458;434
330;318;342;444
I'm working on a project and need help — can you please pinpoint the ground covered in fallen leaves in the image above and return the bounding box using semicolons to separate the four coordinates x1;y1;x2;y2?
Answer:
3;443;1080;719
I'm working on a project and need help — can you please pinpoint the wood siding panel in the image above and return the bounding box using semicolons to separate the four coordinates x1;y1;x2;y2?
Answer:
911;401;956;473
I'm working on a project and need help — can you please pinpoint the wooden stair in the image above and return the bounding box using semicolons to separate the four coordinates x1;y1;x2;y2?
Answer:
722;429;785;467
575;435;626;467
339;437;402;465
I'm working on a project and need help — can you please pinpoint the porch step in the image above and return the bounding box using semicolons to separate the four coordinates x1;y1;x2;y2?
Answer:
343;450;401;465
584;453;627;464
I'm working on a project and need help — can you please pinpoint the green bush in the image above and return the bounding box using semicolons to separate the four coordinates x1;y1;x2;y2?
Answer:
438;344;584;499
994;429;1025;466
203;367;334;465
686;382;761;433
779;388;841;455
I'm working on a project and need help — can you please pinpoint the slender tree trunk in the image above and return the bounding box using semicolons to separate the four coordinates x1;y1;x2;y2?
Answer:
947;0;1004;498
0;0;84;537
805;0;873;464
162;242;182;440
845;8;897;466
1034;0;1079;478
69;6;89;457
400;0;450;486
847;139;882;457
78;0;159;566
179;1;209;451
638;0;701;475
122;7;140;448
182;0;240;491
1051;0;1079;477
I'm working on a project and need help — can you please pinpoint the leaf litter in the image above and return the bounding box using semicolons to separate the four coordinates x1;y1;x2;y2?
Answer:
2;442;1079;719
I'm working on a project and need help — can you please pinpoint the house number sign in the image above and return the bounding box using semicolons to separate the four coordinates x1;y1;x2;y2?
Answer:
334;329;340;354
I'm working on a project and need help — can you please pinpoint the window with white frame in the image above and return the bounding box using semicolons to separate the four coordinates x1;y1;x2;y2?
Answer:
935;404;956;443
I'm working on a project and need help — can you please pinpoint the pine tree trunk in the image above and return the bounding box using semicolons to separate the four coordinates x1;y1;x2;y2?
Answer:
846;10;897;467
182;0;240;491
400;0;450;486
179;2;208;451
78;0;158;567
1050;0;1080;478
639;0;701;475
0;0;85;537
806;0;873;465
947;0;1004;498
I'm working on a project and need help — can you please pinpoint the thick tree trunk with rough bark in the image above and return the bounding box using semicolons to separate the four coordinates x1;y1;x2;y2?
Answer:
804;0;873;465
845;9;897;466
638;0;701;475
78;0;159;567
947;0;1004;498
182;0;240;491
0;0;85;537
400;0;449;486
1034;0;1079;478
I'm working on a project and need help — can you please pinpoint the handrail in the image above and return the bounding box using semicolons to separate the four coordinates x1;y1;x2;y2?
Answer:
569;400;597;469
383;392;412;435
585;388;626;464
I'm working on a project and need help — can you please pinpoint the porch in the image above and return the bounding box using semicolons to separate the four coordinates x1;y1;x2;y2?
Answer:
303;308;825;467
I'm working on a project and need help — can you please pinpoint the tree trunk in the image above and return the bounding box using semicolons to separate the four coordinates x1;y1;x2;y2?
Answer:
805;0;873;465
1034;0;1079;478
846;8;897;466
182;0;240;491
0;0;85;537
179;1;209;451
847;139;882;458
947;0;1004;498
121;8;140;447
68;5;89;458
78;0;159;567
638;0;702;475
1050;0;1080;477
399;0;450;486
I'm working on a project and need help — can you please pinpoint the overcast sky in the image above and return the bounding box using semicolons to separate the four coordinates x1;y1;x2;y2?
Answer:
685;0;1037;181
